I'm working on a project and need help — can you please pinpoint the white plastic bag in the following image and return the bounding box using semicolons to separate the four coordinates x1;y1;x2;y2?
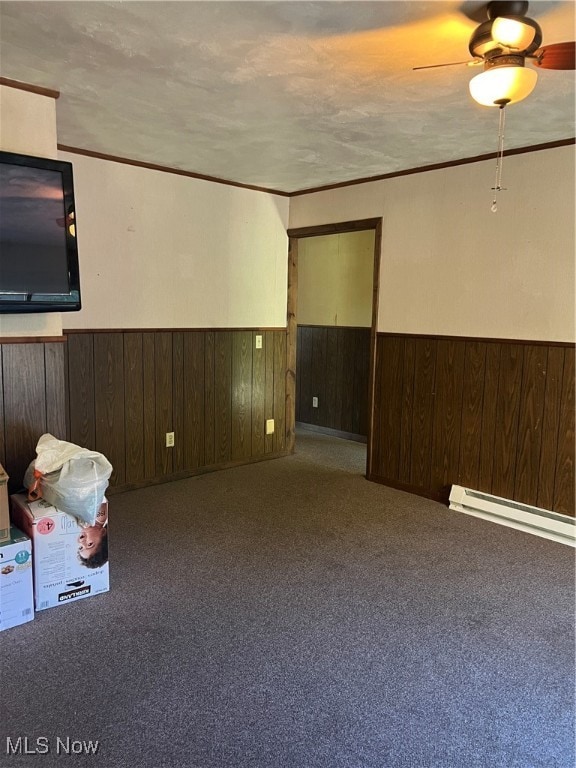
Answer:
25;434;112;526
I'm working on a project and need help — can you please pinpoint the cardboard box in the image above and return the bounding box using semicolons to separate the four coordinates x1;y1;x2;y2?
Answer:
0;464;10;543
0;526;34;631
10;494;109;611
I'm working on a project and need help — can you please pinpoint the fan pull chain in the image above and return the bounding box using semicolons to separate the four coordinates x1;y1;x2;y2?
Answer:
491;104;507;213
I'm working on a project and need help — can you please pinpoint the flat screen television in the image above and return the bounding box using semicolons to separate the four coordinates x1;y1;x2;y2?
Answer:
0;150;81;313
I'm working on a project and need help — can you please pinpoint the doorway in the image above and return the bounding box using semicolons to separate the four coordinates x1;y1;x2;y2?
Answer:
286;218;382;477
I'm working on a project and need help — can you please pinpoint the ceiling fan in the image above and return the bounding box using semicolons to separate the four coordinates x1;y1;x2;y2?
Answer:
414;1;574;210
415;0;575;107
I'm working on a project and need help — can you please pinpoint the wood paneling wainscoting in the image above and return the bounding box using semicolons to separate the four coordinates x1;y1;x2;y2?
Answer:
0;329;288;493
296;325;370;439
370;333;575;515
3;329;572;515
0;339;67;491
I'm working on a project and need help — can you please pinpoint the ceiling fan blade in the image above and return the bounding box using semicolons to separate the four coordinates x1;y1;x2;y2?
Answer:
413;59;482;71
533;41;575;70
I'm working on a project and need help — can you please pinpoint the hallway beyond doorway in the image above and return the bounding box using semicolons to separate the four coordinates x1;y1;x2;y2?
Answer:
295;426;367;476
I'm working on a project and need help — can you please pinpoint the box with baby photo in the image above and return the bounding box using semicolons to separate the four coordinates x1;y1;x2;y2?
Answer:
10;494;109;611
0;526;34;631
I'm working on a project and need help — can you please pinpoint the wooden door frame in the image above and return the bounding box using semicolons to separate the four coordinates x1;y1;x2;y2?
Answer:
285;217;382;477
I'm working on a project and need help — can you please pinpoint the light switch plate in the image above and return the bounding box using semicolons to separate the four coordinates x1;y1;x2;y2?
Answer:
255;335;263;349
265;419;275;435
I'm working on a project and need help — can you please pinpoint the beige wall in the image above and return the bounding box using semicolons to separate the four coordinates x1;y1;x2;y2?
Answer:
2;82;573;342
59;152;289;329
0;85;62;336
298;231;374;327
289;146;575;342
0;86;57;159
0;83;290;334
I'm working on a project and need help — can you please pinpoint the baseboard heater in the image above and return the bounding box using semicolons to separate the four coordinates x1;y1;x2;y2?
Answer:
449;485;576;547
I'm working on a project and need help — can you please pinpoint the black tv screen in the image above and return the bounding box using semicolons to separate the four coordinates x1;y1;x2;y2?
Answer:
0;151;81;313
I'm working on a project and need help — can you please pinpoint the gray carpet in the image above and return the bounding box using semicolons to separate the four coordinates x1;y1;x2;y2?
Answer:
1;431;574;768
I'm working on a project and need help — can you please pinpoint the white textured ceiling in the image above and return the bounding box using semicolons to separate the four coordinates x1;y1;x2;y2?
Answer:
0;1;574;192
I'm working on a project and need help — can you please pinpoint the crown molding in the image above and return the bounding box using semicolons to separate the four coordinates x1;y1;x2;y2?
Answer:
0;77;60;99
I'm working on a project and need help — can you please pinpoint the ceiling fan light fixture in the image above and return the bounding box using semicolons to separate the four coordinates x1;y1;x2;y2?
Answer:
469;62;538;106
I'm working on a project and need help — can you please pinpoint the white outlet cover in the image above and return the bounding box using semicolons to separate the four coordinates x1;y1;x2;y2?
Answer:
265;419;275;435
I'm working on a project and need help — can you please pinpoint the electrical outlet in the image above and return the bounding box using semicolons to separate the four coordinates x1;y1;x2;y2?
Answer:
255;334;263;349
312;397;319;408
265;419;275;435
165;432;175;448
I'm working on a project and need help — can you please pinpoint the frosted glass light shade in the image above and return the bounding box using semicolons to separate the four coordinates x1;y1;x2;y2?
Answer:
468;15;542;58
469;65;538;106
492;17;538;51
